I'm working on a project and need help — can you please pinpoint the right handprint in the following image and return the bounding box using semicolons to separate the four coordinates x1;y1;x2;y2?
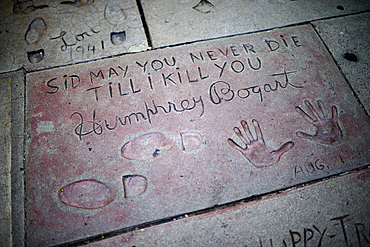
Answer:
295;100;343;145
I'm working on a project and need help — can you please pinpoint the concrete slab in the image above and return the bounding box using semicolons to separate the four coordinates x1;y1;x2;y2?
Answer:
85;168;370;246
10;71;26;247
25;24;370;246
0;70;25;247
0;0;147;73
313;12;370;115
0;74;12;247
141;0;370;48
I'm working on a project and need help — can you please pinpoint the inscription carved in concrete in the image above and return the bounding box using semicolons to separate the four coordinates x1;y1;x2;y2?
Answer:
0;0;147;72
25;25;370;246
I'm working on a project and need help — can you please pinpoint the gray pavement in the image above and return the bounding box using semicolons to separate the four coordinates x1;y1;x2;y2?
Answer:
0;73;12;247
141;0;369;48
0;1;369;246
85;168;370;247
313;12;370;114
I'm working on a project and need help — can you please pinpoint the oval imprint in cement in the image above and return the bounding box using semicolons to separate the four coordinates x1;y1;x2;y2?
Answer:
121;132;174;160
58;179;116;209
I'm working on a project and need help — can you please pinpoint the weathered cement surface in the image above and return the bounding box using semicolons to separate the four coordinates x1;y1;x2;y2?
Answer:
141;0;370;47
0;74;12;247
313;12;370;114
10;71;26;247
0;71;25;247
25;24;370;246
0;0;147;72
86;168;370;246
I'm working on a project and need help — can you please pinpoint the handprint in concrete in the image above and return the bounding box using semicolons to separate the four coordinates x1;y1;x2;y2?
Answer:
295;100;343;145
228;119;294;168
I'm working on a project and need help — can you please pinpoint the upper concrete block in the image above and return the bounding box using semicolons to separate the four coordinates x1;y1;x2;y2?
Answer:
0;0;147;72
25;24;369;246
141;0;370;47
313;12;370;114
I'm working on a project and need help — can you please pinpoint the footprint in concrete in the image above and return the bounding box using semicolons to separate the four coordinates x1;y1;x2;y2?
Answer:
104;3;126;25
13;0;49;15
27;49;44;63
22;4;49;15
58;179;116;209
122;175;147;198
25;17;46;44
180;132;204;152
192;0;214;13
121;132;174;161
61;0;94;7
111;31;126;45
105;3;127;45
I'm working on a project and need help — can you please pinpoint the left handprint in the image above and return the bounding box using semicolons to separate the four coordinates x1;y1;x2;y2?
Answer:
228;119;294;168
295;100;343;145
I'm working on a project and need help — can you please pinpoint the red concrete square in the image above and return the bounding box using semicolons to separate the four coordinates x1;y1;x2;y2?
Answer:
25;24;370;246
